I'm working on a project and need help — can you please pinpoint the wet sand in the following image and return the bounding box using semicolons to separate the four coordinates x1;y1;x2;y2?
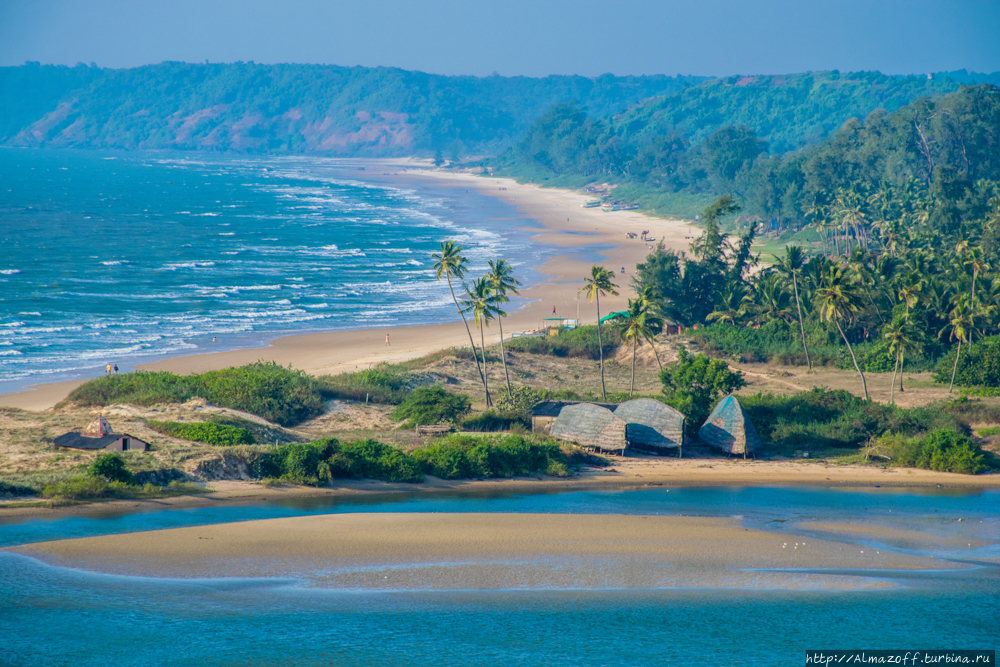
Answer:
10;513;959;590
0;163;693;411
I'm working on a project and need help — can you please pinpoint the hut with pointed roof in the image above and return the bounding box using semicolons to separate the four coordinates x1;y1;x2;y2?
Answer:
698;396;761;457
53;414;149;452
614;398;685;456
550;403;627;454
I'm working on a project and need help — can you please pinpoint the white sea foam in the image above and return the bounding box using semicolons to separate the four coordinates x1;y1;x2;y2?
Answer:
101;260;129;266
0;322;25;328
0;350;23;356
18;312;42;316
0;270;21;275
219;232;236;236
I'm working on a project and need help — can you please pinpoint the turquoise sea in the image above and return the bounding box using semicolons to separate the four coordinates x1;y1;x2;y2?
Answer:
1;487;998;666
0;149;558;392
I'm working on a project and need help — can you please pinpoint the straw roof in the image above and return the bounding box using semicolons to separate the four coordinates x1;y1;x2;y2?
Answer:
614;399;684;452
550;403;627;452
698;395;762;455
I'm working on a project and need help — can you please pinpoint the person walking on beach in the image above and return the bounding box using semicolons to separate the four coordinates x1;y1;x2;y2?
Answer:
385;333;390;346
106;363;111;375
552;305;556;315
113;364;119;374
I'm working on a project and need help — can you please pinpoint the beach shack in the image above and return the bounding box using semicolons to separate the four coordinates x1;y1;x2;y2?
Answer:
549;403;628;455
698;396;761;457
53;414;149;452
614;398;685;456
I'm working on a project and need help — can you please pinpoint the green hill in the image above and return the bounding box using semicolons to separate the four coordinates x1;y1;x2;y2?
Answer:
0;62;704;156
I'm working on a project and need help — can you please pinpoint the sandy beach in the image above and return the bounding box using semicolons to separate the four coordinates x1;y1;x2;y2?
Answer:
0;162;694;411
9;512;960;590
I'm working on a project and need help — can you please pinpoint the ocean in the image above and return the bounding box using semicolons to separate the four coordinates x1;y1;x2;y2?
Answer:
0;149;551;392
1;487;997;666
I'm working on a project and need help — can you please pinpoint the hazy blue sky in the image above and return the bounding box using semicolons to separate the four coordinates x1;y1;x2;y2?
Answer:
1;0;998;77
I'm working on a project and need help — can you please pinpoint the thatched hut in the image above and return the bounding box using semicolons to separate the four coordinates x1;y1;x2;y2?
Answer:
698;396;761;457
529;400;615;435
550;403;628;454
614;399;685;456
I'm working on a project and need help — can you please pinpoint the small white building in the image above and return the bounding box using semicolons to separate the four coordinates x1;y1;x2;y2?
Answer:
53;414;149;452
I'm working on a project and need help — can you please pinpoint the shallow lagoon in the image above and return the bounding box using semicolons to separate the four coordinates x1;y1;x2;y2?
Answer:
2;486;998;665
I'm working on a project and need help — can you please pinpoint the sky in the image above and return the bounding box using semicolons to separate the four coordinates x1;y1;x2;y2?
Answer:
1;0;998;77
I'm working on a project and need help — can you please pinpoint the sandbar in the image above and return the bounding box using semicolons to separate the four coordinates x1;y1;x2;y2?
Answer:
10;512;961;590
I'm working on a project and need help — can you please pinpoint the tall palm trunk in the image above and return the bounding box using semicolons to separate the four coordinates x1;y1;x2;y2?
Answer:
889;352;899;404
835;318;869;400
969;270;977;345
948;340;962;393
447;275;489;404
791;273;812;370
899;347;906;392
629;336;637;397
480;325;490;405
596;292;607;400
496;315;512;398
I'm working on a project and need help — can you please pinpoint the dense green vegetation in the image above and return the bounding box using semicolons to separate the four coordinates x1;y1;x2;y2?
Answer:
0;61;702;155
40;452;203;500
933;335;1000;388
65;362;327;426
147;420;255;447
505;325;622;359
660;349;747;435
490;83;1000;220
875;429;988;474
321;366;411;404
229;434;593;485
390;386;471;428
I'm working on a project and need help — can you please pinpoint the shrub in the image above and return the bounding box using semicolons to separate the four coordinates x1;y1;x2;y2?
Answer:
66;362;327;426
390;386;471;427
934;335;1000;388
89;453;135;484
0;480;37;497
506;325;621;359
239;439;424;485
460;410;531;432
320;365;411;404
740;388;964;451
661;348;746;435
411;434;575;479
148;420;255;446
876;429;988;474
42;476;137;500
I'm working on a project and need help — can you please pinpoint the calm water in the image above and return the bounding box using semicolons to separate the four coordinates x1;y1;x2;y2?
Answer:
0;149;551;391
1;487;998;666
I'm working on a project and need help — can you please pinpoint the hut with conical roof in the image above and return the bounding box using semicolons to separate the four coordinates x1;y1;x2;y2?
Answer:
698;396;761;457
613;398;685;456
550;403;628;455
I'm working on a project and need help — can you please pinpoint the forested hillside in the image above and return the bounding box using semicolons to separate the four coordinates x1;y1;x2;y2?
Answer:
3;62;996;158
0;62;703;156
491;82;1000;224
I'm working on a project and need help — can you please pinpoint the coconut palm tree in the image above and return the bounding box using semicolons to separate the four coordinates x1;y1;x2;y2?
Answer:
460;276;503;407
814;266;869;400
706;282;748;325
940;296;975;393
612;296;664;397
774;246;812;370
579;265;618;401
957;242;989;343
432;240;487;393
486;258;521;398
883;317;922;403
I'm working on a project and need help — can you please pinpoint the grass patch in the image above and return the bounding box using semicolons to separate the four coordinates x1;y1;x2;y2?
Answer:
320;365;411;404
412;434;596;479
506;325;622;360
41;478;206;500
873;430;993;474
65;361;327;426
147;420;255;447
390;386;471;428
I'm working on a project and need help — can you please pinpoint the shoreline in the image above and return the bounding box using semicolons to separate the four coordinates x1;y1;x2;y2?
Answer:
2;456;996;523
0;159;693;411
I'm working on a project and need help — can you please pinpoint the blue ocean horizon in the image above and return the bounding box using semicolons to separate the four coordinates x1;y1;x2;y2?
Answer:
0;149;555;392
